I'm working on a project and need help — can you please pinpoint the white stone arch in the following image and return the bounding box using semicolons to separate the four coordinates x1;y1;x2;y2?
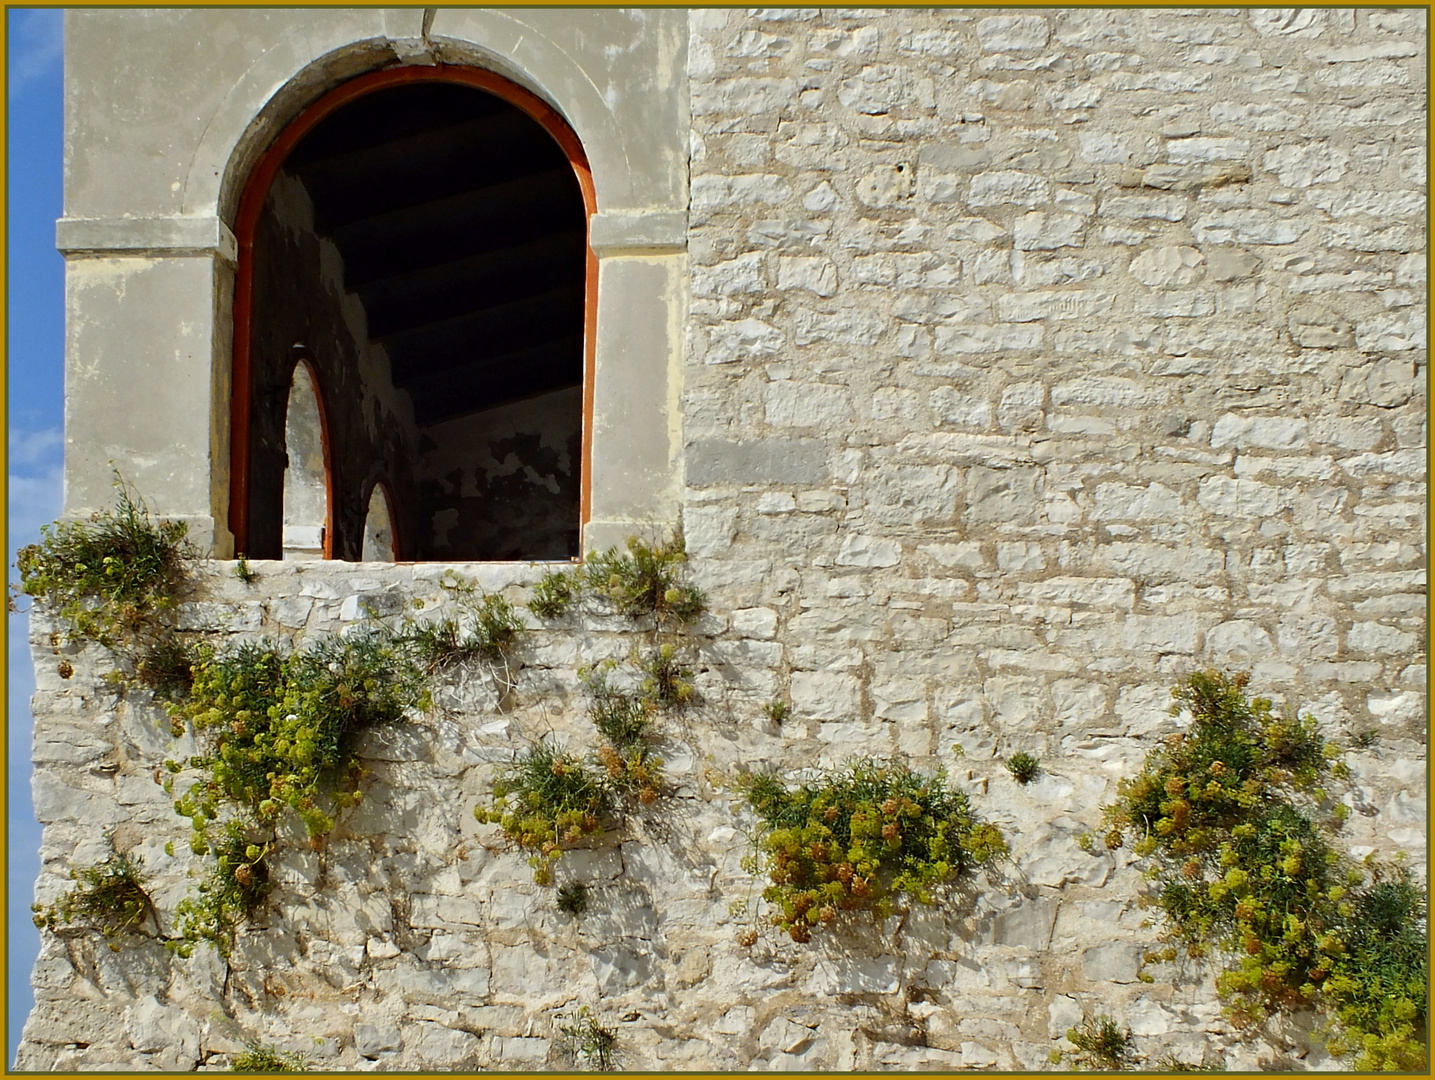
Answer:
199;9;683;226
280;354;331;560
361;481;399;563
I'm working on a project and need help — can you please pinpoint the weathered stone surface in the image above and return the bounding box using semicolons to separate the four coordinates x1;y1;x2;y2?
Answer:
24;6;1427;1073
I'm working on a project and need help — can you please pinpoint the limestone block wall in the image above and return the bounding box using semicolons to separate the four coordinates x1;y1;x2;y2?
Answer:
684;6;1426;757
22;5;1426;1074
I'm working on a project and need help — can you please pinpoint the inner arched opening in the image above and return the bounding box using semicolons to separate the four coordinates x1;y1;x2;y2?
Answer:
361;482;398;562
241;77;587;561
281;357;330;560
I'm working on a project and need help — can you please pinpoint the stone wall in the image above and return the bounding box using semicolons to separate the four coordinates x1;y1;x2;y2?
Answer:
23;5;1426;1073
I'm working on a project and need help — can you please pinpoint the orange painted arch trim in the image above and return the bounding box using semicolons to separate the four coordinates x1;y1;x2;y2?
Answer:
228;63;598;556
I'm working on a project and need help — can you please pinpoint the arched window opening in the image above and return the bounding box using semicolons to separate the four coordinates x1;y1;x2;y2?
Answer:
232;69;594;562
361;482;399;562
281;356;331;560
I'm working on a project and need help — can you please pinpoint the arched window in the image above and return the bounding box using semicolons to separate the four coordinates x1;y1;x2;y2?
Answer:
230;67;596;562
280;354;332;560
361;482;398;562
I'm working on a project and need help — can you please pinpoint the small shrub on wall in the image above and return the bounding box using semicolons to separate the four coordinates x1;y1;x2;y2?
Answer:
740;759;1006;943
1105;670;1428;1072
14;478;191;647
475;739;612;886
31;837;155;947
169;632;428;839
527;535;705;627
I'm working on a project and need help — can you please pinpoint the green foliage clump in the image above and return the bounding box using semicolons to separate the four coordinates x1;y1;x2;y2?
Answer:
1005;751;1040;784
557;881;590;917
528;568;578;619
231;1042;308;1072
742;760;1006;943
402;579;525;671
1320;866;1428;1071
169;632;426;840
585;535;704;625
526;535;705;627
31;838;153;946
133;635;199;702
171;821;272;958
635;642;696;710
584;662;657;750
475;740;612;886
582;649;693;804
14;479;191;646
1054;1015;1134;1071
559;1007;618;1071
763;698;790;724
1106;670;1427;1072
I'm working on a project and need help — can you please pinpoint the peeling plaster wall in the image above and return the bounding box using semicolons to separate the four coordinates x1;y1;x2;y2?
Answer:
415;387;583;561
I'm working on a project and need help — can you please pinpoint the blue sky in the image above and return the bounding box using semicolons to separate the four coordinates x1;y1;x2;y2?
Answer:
7;6;66;1063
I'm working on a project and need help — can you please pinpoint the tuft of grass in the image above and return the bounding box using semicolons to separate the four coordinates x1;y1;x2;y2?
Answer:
232;556;257;585
231;1043;309;1072
583;535;705;626
636;643;696;710
559;1007;618;1072
1060;1015;1134;1071
15;477;190;645
762;698;790;725
1004;752;1040;785
528;568;578;619
556;881;590;917
32;838;153;947
402;581;525;671
527;536;705;627
133;635;198;702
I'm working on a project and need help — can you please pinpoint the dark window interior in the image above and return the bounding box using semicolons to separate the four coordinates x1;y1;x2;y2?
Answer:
245;81;586;561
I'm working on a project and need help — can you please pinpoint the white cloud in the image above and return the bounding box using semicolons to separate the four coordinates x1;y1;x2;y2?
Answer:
8;8;63;96
7;427;62;472
7;463;64;570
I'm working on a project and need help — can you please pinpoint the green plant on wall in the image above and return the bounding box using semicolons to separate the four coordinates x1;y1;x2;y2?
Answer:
230;1041;309;1072
160;629;430;951
401;578;526;675
1005;751;1040;785
1051;1014;1134;1071
479;534;705;886
1105;670;1428;1072
526;534;705;627
475;739;612;886
558;1006;618;1071
740;759;1006;943
169;632;427;839
169;821;273;958
14;477;192;647
31;836;155;947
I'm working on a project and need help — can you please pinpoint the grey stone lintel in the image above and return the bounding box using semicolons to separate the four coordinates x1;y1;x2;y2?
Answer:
56;216;239;262
588;210;687;257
